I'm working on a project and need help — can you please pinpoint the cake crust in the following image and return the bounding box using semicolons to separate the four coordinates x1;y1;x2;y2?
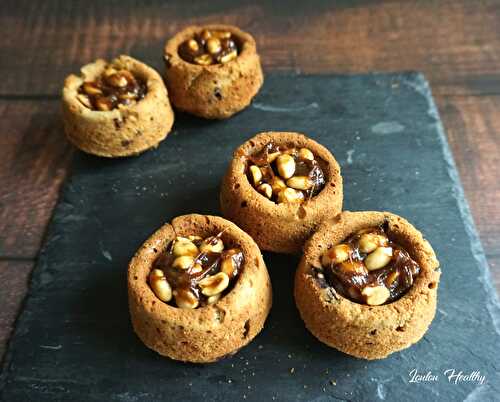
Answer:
128;214;272;363
220;132;343;254
294;211;440;360
62;55;174;157
164;24;263;119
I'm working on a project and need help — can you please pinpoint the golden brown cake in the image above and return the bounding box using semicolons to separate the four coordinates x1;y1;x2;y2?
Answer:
220;131;343;254
163;24;263;119
128;214;272;363
62;55;174;157
294;211;440;360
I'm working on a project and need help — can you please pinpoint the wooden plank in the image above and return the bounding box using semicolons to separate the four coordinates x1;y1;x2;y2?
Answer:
437;95;500;264
0;261;33;361
0;101;73;258
1;0;500;96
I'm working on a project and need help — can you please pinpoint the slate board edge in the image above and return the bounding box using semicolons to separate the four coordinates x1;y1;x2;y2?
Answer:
1;71;500;396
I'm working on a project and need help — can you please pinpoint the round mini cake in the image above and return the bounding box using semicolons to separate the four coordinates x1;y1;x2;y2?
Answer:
220;131;343;254
62;55;174;157
163;24;263;119
128;214;272;363
294;211;440;360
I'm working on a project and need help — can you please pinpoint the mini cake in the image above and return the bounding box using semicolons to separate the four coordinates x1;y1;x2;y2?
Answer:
62;55;174;157
128;214;272;363
163;24;263;119
294;211;440;360
220;132;343;254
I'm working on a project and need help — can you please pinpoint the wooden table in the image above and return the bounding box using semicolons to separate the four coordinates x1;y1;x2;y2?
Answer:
1;0;499;361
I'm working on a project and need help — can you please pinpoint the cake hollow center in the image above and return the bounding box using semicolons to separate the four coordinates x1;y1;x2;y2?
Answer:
178;29;240;65
317;224;420;305
149;232;244;309
77;65;147;111
246;142;326;204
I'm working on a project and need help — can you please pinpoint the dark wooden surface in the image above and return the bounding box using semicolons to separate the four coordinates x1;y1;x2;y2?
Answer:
1;0;499;361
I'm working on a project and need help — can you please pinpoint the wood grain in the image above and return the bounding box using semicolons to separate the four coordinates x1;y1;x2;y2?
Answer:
1;0;500;96
0;101;73;258
0;261;32;361
438;94;500;291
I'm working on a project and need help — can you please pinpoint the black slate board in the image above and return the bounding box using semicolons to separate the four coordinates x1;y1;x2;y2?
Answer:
1;73;500;402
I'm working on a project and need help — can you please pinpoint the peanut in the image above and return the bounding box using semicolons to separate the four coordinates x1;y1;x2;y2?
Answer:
94;96;112;111
149;269;165;280
277;187;304;203
206;37;222;54
338;260;367;275
287;175;313;191
172;255;195;270
106;73;128;88
270;177;287;194
214;31;231;39
207;294;221;305
174;289;199;309
219;50;237;63
249;165;262;185
150;276;172;302
173;237;199;257
190;263;203;274
82;82;103;96
76;94;92;108
257;183;272;199
187;39;199;52
276;154;296;179
200;30;212;41
298;148;314;160
194;54;213;65
358;233;388;253
365;247;393;271
321;244;351;266
267;151;281;163
199;272;230;296
361;285;390;306
200;237;224;254
103;67;118;77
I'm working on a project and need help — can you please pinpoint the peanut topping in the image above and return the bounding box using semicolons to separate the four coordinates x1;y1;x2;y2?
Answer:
149;274;172;302
149;232;243;309
77;65;146;111
246;142;326;204
178;29;239;66
316;223;421;305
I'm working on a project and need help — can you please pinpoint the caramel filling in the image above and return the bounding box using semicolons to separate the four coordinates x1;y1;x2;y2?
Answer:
77;66;146;111
316;224;420;305
149;233;243;309
246;142;326;204
178;29;240;65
